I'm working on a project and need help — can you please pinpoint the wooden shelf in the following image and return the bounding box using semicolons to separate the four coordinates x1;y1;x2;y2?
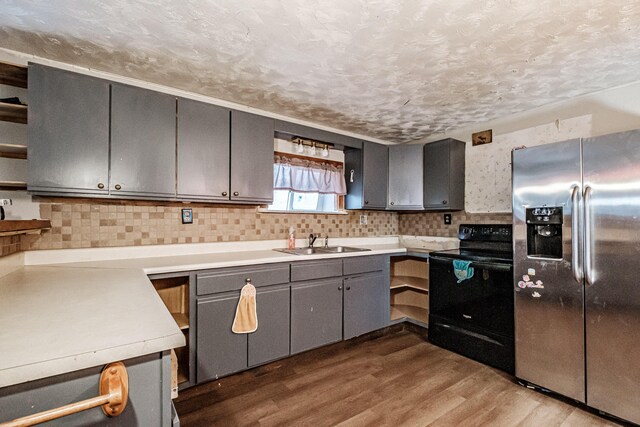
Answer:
171;312;189;330
390;304;428;323
177;371;189;385
0;62;28;88
390;275;428;292
0;143;27;159
0;102;27;124
0;219;51;237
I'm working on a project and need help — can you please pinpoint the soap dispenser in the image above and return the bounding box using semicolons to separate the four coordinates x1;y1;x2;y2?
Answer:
288;227;296;249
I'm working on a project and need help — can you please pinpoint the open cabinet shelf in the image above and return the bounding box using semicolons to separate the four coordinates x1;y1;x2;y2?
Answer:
0;102;27;124
151;275;191;395
390;256;429;326
0;62;28;88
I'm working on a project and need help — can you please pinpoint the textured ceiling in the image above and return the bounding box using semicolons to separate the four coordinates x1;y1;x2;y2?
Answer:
2;1;640;143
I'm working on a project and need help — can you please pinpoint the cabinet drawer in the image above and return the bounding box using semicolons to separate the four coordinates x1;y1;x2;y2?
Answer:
343;255;386;276
290;259;343;282
196;263;289;296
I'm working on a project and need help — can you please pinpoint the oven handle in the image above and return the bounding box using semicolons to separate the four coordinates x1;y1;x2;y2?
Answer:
428;255;512;272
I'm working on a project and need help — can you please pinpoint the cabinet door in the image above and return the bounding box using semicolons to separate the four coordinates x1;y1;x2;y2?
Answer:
423;138;465;210
177;98;230;200
388;144;423;209
111;84;176;197
248;285;290;367
230;111;274;203
28;64;110;194
344;272;390;339
363;141;388;209
290;278;343;354
196;293;247;382
345;142;388;210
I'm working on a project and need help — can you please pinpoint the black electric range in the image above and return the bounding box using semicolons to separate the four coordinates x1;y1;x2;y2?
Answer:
428;224;514;374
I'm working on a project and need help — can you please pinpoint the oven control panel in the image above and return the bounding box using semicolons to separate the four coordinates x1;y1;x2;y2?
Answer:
458;224;512;242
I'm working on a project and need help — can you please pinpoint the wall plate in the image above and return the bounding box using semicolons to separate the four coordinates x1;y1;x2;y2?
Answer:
444;213;452;225
181;208;193;224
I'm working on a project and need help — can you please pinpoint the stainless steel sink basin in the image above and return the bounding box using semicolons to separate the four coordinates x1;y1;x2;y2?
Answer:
317;246;371;253
274;247;323;255
273;246;371;255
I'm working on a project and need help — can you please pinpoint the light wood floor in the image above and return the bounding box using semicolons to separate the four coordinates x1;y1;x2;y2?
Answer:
174;328;626;426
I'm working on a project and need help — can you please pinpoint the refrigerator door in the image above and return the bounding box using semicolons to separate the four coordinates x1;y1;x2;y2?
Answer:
512;139;585;402
583;130;640;424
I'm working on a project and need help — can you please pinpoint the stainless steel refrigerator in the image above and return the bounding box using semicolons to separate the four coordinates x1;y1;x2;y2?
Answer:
512;129;640;425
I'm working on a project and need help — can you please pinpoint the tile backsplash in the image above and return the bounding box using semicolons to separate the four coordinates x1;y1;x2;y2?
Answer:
2;197;512;257
19;198;398;251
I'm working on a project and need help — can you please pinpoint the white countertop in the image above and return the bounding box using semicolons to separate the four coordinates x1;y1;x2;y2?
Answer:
0;235;457;388
0;266;185;388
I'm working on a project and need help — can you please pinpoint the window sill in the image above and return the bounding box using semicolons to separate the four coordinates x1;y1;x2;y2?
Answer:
257;208;349;215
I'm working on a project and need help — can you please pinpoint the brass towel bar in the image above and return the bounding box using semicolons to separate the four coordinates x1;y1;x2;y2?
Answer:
1;362;129;427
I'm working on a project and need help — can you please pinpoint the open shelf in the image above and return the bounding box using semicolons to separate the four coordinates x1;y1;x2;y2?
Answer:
0;62;28;88
0;220;51;237
0;143;27;159
151;275;190;390
0;102;27;124
390;256;430;325
390;275;428;292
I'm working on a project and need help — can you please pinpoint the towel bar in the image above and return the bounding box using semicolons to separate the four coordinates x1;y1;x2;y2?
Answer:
1;362;129;427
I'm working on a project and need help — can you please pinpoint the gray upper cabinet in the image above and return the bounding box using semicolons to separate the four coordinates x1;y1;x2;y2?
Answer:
343;272;389;339
388;144;424;209
28;64;110;194
177;99;230;200
423;138;465;210
345;141;388;210
290;278;343;354
230;111;274;203
110;84;176;197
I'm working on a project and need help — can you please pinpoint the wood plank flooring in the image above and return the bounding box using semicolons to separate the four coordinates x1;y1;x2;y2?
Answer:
174;328;627;426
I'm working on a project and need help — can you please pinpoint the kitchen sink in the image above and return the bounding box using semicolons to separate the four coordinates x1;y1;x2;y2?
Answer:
273;246;370;255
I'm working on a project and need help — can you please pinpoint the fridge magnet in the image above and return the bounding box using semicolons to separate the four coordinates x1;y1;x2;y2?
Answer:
181;208;193;224
532;291;542;298
517;281;526;288
527;268;536;276
532;280;544;288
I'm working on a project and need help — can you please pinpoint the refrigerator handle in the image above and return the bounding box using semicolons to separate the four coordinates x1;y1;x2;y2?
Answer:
583;185;593;286
571;185;583;283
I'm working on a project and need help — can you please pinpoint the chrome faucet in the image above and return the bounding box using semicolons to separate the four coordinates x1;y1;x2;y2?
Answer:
308;233;318;248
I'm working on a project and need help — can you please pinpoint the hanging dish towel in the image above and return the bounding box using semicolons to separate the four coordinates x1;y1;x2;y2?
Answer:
453;260;474;283
232;280;258;334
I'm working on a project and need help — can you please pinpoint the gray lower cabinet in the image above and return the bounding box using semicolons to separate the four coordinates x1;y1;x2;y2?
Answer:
345;141;388;210
343;272;390;339
177;98;230;200
230;111;274;203
28;64;110;194
290;278;344;354
248;285;290;367
0;352;173;426
110;83;177;197
196;292;247;382
423;138;465;210
388;144;424;209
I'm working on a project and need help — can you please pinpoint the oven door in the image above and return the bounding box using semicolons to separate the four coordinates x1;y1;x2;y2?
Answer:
428;255;514;373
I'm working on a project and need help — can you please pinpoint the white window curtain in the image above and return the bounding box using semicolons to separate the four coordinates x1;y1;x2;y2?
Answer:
273;155;347;195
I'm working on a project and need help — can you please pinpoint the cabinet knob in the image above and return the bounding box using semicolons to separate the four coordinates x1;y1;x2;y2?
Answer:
97;183;104;189
233;191;239;197
346;286;351;290
114;184;122;190
338;286;342;291
222;192;228;197
364;200;369;205
442;200;448;205
390;202;395;206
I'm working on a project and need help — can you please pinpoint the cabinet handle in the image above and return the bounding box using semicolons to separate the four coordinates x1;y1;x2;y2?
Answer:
442;200;448;205
233;191;239;197
338;286;342;291
346;286;351;290
114;184;122;190
97;183;105;189
222;192;228;197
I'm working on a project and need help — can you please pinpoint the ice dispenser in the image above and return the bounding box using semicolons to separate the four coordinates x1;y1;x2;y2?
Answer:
526;207;563;259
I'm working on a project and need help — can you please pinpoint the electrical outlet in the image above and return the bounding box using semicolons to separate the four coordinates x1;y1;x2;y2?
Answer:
444;214;452;225
359;214;368;225
0;199;12;206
